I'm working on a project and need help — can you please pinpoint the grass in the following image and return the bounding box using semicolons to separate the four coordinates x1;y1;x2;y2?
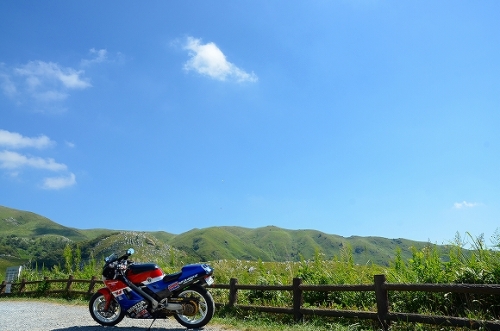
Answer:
3;230;500;330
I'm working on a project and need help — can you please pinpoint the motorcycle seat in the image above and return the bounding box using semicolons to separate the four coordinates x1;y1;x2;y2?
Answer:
128;263;159;274
163;271;182;282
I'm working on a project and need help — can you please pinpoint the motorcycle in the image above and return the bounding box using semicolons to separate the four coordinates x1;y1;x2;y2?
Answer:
89;248;215;329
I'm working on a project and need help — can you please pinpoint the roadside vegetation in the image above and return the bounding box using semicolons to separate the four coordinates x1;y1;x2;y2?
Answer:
3;231;500;330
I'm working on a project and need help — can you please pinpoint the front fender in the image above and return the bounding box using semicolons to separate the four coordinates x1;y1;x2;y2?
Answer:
96;287;113;310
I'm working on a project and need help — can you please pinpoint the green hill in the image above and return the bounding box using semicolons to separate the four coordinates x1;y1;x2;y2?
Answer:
0;205;451;279
77;231;190;266
0;205;115;276
169;227;274;261
0;205;88;241
168;226;445;265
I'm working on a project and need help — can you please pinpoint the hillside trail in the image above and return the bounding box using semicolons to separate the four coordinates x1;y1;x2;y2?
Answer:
0;300;242;331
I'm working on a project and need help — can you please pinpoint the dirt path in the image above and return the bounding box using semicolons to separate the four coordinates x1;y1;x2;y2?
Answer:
0;300;239;331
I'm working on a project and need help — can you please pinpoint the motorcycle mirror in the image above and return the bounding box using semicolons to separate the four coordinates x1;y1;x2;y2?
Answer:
105;253;117;263
127;248;135;255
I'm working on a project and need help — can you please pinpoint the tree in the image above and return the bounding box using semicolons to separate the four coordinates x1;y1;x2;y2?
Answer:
74;244;82;271
63;244;73;273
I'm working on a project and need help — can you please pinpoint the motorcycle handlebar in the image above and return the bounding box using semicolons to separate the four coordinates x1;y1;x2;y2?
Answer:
118;253;129;261
104;248;134;265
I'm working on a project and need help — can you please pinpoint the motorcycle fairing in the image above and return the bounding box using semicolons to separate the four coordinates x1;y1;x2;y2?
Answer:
97;285;147;317
160;263;214;293
103;279;148;312
126;263;164;285
96;287;114;310
126;299;152;319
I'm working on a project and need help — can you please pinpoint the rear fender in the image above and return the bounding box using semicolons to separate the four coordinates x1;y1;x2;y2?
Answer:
97;287;113;310
167;264;214;293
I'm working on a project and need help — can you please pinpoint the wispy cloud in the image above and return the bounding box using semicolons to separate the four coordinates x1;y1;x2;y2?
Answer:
0;129;76;190
183;37;258;83
1;48;109;112
454;201;480;209
0;129;55;149
11;60;91;105
0;150;67;171
42;173;76;190
0;60;90;111
0;67;16;97
81;48;108;67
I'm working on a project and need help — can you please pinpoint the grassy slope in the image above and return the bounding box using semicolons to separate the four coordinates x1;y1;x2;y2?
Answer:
170;227;272;262
0;205;113;276
0;205;449;274
79;231;188;265
147;231;177;243
167;225;443;265
0;205;87;241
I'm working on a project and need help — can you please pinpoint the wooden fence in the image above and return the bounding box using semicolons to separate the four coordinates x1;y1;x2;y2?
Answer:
0;275;98;297
212;275;500;330
1;274;500;330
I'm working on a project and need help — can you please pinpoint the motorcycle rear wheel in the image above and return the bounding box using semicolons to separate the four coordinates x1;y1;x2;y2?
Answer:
89;292;125;326
173;285;215;329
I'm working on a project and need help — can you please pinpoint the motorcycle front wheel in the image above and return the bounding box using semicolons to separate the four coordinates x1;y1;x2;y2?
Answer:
173;285;215;329
89;292;125;326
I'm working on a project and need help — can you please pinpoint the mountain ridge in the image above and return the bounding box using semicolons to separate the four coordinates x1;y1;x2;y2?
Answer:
0;205;449;272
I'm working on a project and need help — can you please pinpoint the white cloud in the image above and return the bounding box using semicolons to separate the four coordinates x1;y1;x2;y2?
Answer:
0;71;17;96
15;60;91;90
1;58;93;112
81;48;108;67
34;90;69;102
0;150;67;171
42;173;76;190
183;37;258;83
0;130;76;189
3;49;119;112
454;201;480;209
0;129;55;149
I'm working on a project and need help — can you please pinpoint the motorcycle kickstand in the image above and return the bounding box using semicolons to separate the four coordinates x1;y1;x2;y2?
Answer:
147;318;156;331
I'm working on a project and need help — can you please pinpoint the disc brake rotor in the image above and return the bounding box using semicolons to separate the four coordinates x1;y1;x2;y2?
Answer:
182;300;199;316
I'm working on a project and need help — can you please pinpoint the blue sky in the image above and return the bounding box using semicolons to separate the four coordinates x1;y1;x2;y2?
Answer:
1;1;499;245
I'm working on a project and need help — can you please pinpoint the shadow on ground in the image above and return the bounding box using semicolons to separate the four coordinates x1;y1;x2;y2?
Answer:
52;326;201;331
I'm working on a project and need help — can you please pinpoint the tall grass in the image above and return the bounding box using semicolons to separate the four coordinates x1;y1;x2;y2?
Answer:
12;231;500;330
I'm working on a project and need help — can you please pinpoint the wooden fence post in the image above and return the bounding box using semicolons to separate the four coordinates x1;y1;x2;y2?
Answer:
229;278;238;307
293;278;303;322
374;274;390;330
19;278;27;293
87;276;97;295
42;276;49;295
65;275;74;294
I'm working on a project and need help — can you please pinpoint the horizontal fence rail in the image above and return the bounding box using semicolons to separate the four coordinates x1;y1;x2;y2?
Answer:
0;276;98;297
209;275;500;330
2;274;500;330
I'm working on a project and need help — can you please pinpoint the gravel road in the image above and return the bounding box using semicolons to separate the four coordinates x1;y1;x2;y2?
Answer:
0;301;239;331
